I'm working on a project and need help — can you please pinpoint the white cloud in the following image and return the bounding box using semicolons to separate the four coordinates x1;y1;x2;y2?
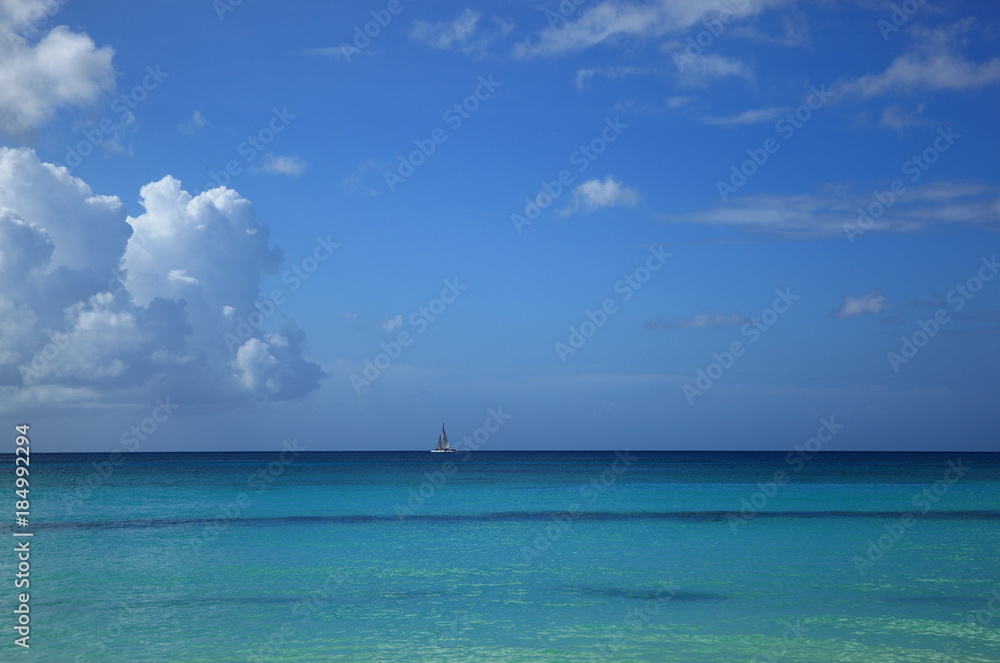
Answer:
560;176;640;216
645;307;748;329
702;107;788;127
574;66;661;90
178;110;207;135
381;315;403;333
513;0;793;59
251;154;307;177
832;290;888;319
879;103;931;132
410;8;513;56
0;1;116;136
679;53;752;84
666;96;694;109
0;147;324;413
837;20;1000;98
667;182;1000;239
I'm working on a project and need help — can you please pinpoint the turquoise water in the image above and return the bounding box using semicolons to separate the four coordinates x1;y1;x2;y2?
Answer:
2;451;1000;662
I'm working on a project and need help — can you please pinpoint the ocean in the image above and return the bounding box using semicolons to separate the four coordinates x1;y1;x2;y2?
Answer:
2;450;999;662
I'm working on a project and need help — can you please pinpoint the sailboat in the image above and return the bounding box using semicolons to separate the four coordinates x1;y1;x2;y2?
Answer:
432;423;455;452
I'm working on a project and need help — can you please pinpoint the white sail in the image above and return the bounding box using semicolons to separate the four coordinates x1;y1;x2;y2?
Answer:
432;423;455;452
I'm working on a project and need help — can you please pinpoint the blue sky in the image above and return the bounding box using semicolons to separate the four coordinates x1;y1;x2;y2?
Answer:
0;0;997;451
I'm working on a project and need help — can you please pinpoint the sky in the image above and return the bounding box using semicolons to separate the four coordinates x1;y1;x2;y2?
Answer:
0;0;997;452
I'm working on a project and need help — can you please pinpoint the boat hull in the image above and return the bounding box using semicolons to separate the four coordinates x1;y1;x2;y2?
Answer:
430;449;455;452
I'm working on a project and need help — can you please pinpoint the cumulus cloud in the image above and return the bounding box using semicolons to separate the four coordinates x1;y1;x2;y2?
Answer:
832;290;888;319
381;315;404;334
645;307;748;329
837;20;1000;98
560;176;639;216
0;1;116;136
0;147;323;413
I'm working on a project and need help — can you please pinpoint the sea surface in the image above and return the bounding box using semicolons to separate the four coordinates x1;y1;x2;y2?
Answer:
2;450;999;662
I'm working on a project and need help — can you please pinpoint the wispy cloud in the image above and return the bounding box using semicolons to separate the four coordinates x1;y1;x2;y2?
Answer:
702;107;788;127
645;307;748;329
879;103;932;132
340;158;389;196
836;20;1000;98
831;290;888;319
178;110;207;135
667;182;1000;239
574;66;662;90
559;176;639;216
512;0;794;60
410;8;513;57
679;54;752;84
251;154;307;177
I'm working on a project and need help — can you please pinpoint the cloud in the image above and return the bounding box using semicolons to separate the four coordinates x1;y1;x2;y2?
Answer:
666;96;694;109
178;110;207;135
702;107;789;126
0;148;324;413
879;103;932;132
340;158;388;196
574;66;661;90
513;0;793;59
667;182;1000;239
381;315;403;333
645;307;748;329
837;20;1000;98
0;1;116;136
251;154;307;176
832;290;888;319
730;11;809;47
410;8;513;57
679;54;752;84
559;176;639;216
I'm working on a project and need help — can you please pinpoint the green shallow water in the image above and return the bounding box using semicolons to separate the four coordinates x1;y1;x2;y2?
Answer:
2;451;999;662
